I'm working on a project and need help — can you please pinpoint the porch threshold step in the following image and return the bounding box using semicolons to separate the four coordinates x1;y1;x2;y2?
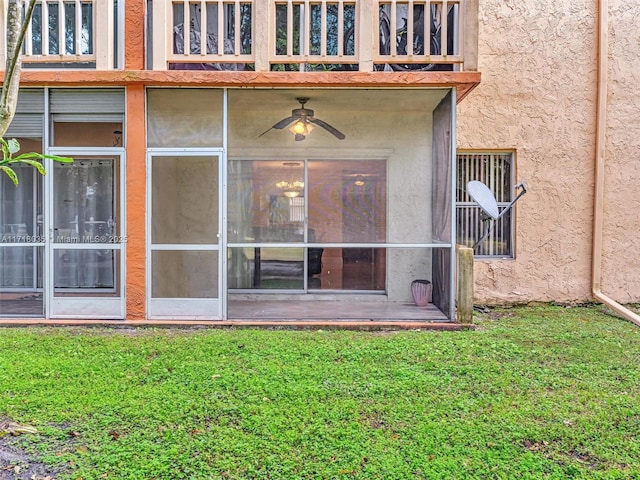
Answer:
0;319;473;331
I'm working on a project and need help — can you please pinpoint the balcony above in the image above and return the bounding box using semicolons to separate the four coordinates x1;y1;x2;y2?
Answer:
1;1;479;94
151;0;478;73
0;0;120;70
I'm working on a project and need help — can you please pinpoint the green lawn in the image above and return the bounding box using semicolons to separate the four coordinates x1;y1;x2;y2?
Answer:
1;306;639;479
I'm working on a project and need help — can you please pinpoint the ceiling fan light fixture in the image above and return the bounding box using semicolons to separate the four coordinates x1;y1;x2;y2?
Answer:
289;119;314;139
259;98;345;141
291;120;306;135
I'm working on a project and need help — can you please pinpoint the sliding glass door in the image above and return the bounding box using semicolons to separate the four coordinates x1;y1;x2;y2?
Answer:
227;159;387;293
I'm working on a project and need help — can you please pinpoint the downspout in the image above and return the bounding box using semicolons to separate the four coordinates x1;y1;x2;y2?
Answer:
591;0;640;326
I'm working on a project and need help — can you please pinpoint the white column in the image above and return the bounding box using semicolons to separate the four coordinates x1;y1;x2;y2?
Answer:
95;0;115;69
152;0;168;70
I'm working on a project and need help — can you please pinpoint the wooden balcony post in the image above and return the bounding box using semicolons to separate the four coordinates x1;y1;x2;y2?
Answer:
358;0;374;71
95;0;115;70
456;245;474;324
462;0;478;71
152;0;168;70
254;0;269;71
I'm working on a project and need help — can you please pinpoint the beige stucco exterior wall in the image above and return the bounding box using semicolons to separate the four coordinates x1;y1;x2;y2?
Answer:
457;0;640;304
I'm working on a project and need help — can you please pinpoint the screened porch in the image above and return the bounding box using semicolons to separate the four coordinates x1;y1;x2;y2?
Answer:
143;87;457;321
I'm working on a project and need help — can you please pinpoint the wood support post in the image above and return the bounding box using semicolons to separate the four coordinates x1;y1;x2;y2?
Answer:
358;0;374;71
462;0;479;71
456;245;474;324
95;0;115;70
254;0;269;72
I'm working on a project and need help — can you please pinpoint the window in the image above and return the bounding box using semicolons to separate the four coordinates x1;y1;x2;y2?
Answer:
456;151;514;258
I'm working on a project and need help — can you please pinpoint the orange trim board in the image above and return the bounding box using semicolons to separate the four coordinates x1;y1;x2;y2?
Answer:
7;70;481;102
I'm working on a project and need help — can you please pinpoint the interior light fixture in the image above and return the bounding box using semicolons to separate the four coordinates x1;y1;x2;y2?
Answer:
289;118;314;141
276;162;304;198
113;130;122;147
260;98;345;142
354;176;365;186
283;188;302;198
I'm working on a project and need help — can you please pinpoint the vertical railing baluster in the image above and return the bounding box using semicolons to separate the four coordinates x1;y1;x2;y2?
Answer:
234;1;241;56
182;1;190;55
75;0;81;55
218;1;224;55
429;0;434;55
42;0;49;56
407;0;413;56
453;1;460;58
302;0;310;57
25;0;33;55
320;1;327;57
423;0;429;57
201;0;208;55
57;1;64;55
337;0;344;57
441;0;448;56
390;0;396;56
286;0;293;57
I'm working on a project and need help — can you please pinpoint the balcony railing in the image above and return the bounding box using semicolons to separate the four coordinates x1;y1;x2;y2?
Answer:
0;0;119;69
1;1;477;72
152;0;477;72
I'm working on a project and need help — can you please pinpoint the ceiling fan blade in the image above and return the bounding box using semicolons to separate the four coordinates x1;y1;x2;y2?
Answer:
308;117;346;140
258;126;275;137
258;116;297;137
272;116;298;130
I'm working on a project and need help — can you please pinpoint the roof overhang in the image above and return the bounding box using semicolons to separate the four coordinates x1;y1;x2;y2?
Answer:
11;70;481;104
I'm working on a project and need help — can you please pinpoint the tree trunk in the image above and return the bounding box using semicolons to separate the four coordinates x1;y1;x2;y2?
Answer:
0;0;37;137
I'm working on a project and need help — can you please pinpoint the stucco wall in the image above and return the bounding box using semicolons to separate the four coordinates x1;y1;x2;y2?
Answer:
457;0;640;304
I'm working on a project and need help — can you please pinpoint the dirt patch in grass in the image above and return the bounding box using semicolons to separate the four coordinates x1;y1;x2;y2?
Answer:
0;439;61;480
0;419;73;480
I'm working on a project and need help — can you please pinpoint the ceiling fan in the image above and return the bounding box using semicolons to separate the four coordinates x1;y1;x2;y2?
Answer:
259;97;346;141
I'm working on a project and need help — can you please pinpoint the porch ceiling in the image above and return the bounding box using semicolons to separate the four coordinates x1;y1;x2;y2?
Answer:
230;88;450;114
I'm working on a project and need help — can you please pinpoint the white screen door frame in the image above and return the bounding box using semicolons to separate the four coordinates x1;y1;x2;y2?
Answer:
146;149;224;320
45;149;126;319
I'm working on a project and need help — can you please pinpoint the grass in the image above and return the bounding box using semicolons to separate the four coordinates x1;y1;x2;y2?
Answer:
0;305;639;479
